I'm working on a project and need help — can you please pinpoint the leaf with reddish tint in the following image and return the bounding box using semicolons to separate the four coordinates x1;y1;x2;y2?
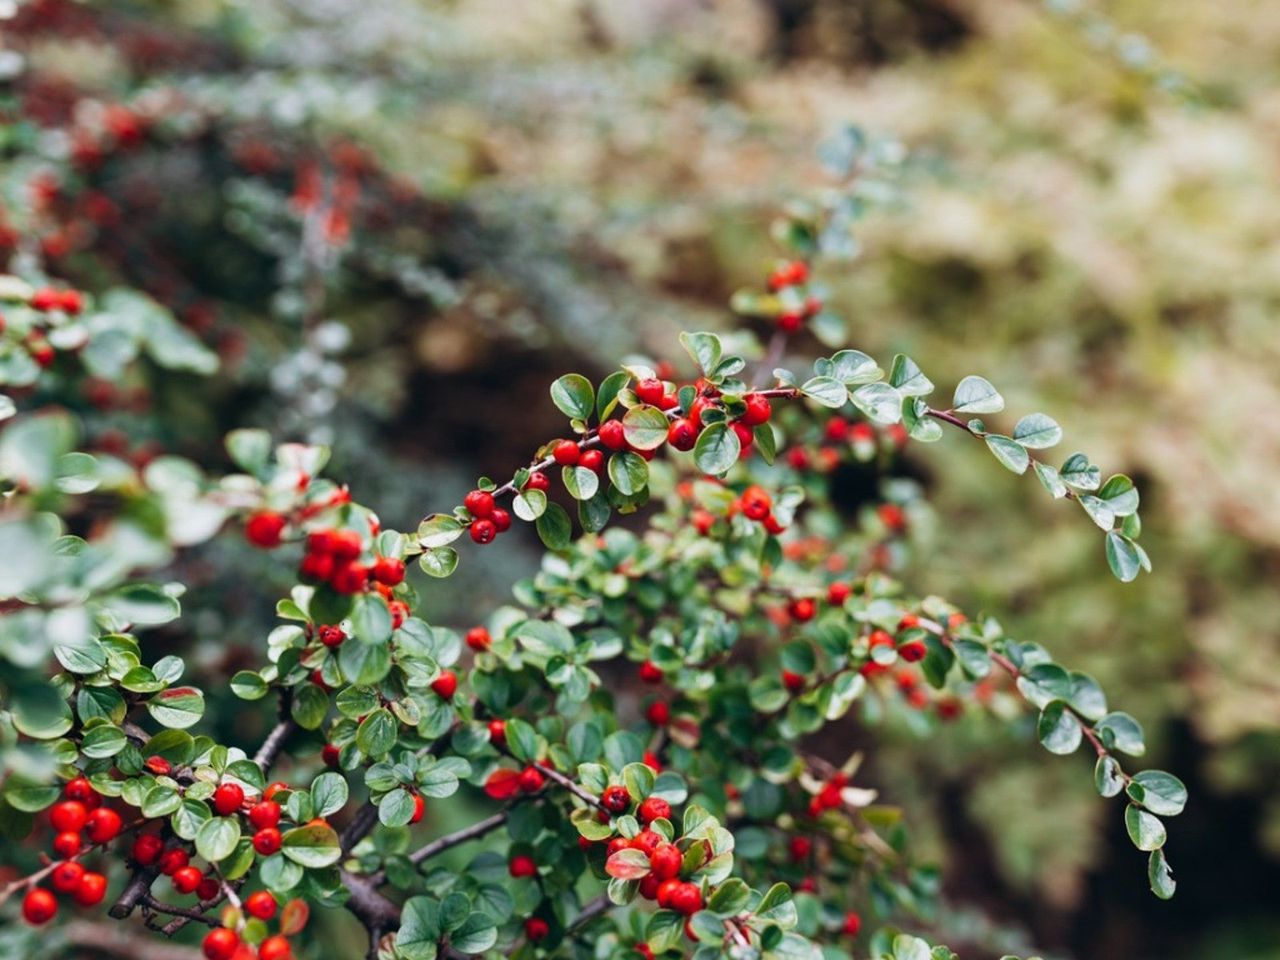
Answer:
483;768;522;800
605;847;651;880
280;899;309;936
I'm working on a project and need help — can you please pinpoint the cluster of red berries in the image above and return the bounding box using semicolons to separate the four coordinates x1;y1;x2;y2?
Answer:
20;778;117;925
805;772;851;818
202;925;293;960
28;286;84;314
597;787;705;919
764;261;822;333
462;489;512;545
295;526;405;597
784;417;908;474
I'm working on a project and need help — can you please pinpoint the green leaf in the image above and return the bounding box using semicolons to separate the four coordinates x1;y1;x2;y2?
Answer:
503;718;541;763
889;354;934;397
1033;461;1068;498
196;816;241;862
146;687;204;729
225;429;273;474
1105;531;1148;582
512;489;547;522
451;913;498;953
310;772;348;818
291;683;329;730
1095;756;1125;798
357;708;398;757
561;465;599;501
1096;712;1146;756
378;788;417;827
1099;474;1140;516
1037;701;1082;755
597;371;628;422
81;724;128;758
535;503;573;550
1060;452;1101;491
952;375;1004;414
396;896;442;960
550;374;595;421
1148;849;1176;899
902;397;943;442
1125;805;1166;851
280;823;342;868
798;376;848;409
850;382;902;424
351;593;392;645
679;332;722;377
824;350;882;385
985;435;1030;474
1013;413;1062;449
1128;770;1187;816
418;547;458;579
608;453;648;497
418;515;463;548
622;405;669;451
693;422;740;476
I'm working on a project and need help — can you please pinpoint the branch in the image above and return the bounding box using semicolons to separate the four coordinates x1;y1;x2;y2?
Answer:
140;894;221;929
59;921;204;960
365;809;511;886
565;893;611;936
253;716;296;771
533;761;605;810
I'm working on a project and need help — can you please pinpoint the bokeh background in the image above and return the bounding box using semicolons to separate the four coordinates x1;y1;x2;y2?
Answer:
3;1;1279;958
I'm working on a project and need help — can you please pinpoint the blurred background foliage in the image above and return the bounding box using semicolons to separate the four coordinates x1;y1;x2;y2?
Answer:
3;0;1278;958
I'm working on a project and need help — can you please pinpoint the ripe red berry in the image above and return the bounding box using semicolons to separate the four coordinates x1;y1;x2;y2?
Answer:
782;670;806;693
552;440;581;466
145;754;173;775
202;928;240;960
656;878;681;908
245;890;278;920
898;639;927;663
692;509;714;536
258;935;293;960
828;582;852;605
330;561;369;593
577;449;603;474
739;485;772;521
318;624;346;648
52;832;82;857
491;507;512;532
777;311;803;333
85;806;122;843
878;503;906;531
172;866;203;895
463;490;495;518
248;801;281;830
645;701;670;726
789;836;812;861
649;842;682;880
635;378;666;406
787;597;816;622
371;556;406;585
49;800;88;833
597;420;626;451
410;794;426;825
322;743;341;768
740;393;772;426
158;848;189;876
518;766;545;793
431;669;458;699
132;833;164;866
245;511;286;548
601;784;632;814
524;918;549;942
509;854;537;878
64;777;93;802
667;418;697;451
638;873;661;900
299;552;334;583
253;828;282;855
197;877;220;901
731;421;754;450
638;660;663;684
22;888;57;925
643;751;663;773
466;627;491;651
212;783;244;817
842;911;861;936
330;529;364;562
51;861;85;894
525;470;551;491
669;882;703;916
487;719;506;744
850;421;875;444
630;830;662;856
606;836;629;857
469;519;496;544
897;613;920;631
638;797;671;825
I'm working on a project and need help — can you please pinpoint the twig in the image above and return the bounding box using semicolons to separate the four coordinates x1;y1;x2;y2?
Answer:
59;921;204;960
533;761;605;810
140;895;221;929
565;893;611;936
364;809;511;886
253;716;296;771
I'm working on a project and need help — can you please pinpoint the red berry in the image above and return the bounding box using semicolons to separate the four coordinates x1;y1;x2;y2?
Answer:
491;508;511;532
509;854;537;878
828;582;852;605
202;928;240;960
669;882;703;916
850;422;875;444
630;829;662;856
878;503;906;531
408;794;426;825
469;519;497;544
172;866;203;895
739;485;771;521
52;831;82;857
643;751;663;772
158;848;189;876
49;800;87;833
145;755;173;775
330;561;368;593
597;420;626;451
638;873;661;900
638;660;663;684
298;552;334;582
656;878;681;908
897;613;920;631
258;935;292;960
22;888;57;925
253;828;282;855
731;421;754;450
245;890;278;920
322;743;341;768
667;418;697;451
64;777;93;802
463;490;495;518
525;471;551;491
524;918;549;942
431;669;458;699
51;861;85;893
638;797;671;825
577;448;604;474
466;627;491;651
787;597;816;622
318;625;346;648
552;440;581;466
85;806;122;843
330;529;364;562
132;833;164;866
197;877;220;901
212;783;244;817
692;510;714;536
740;393;772;426
649;842;682;880
789;836;812;861
245;511;286;548
898;639;927;663
646;701;670;726
843;912;861;936
777;311;803;333
248;801;281;830
635;378;666;406
518;766;545;793
488;719;506;744
371;557;405;585
782;670;806;693
601;784;632;814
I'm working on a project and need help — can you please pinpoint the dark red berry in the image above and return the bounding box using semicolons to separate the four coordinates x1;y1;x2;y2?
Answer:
509;854;537;878
469;519;497;544
524;918;549;941
667;418;697;451
639;660;663;684
158;848;189;876
463;490;495;518
635;378;666;406
371;557;405;585
601;784;632;814
132;833;164;866
253;828;282;855
552;440;581;466
646;701;670;726
782;670;806;693
525;471;550;491
597;420;626;451
638;796;671;824
51;861;85;894
491;508;512;532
